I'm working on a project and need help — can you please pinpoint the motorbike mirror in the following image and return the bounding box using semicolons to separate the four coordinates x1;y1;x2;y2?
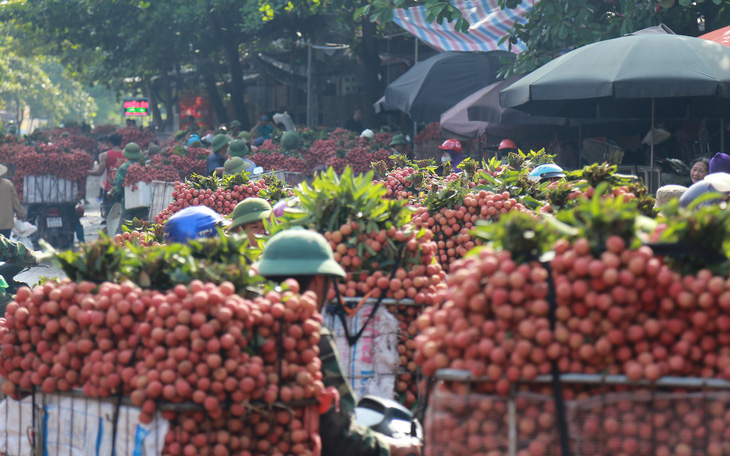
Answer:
355;396;419;439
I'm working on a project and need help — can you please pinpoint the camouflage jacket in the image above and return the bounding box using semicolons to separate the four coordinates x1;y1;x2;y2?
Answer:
319;327;390;456
0;235;37;268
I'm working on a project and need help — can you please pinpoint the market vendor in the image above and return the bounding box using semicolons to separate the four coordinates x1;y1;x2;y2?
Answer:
709;153;730;175
228;198;272;247
655;184;687;213
146;142;161;157
438;139;463;174
229;120;242;138
250;115;276;147
228;139;251;160
0;234;37;267
528;163;566;184
110;142;147;231
187;134;202;149
163;206;227;244
223;157;257;177
185;115;200;134
389;134;411;159
254;229;422;456
0;164;26;239
498;138;518;160
89;133;124;219
689;157;710;184
206;134;229;176
680;172;730;208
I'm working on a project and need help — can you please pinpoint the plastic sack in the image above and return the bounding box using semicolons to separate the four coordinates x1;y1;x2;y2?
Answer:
0;394;169;456
12;220;36;238
10;220;36;250
323;301;400;400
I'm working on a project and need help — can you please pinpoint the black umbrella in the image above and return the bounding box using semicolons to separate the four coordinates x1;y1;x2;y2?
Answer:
383;51;515;123
373;96;399;115
465;74;567;132
500;33;730;189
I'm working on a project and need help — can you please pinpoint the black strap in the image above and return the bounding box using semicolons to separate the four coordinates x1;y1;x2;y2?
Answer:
333;242;407;347
31;385;37;452
542;261;571;456
111;342;141;456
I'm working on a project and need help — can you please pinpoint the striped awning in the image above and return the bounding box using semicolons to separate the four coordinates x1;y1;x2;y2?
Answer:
392;0;535;53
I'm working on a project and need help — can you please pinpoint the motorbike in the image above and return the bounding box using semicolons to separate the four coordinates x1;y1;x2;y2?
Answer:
26;203;77;250
355;396;423;455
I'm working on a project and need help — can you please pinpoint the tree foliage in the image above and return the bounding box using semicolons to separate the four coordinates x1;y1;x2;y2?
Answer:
0;37;97;124
357;0;730;75
0;0;394;128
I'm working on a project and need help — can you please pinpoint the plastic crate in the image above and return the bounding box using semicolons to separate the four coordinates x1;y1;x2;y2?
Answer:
425;386;558;456
581;139;624;165
425;371;730;456
124;181;152;209
22;175;78;204
148;180;176;220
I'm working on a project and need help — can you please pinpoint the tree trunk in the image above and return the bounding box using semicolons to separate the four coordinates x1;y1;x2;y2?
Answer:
145;79;163;128
222;40;250;129
202;65;229;124
209;10;250;129
161;73;175;129
16;98;23;127
359;17;381;128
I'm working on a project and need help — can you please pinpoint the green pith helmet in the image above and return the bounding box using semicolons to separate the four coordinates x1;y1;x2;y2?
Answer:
228;140;249;158
122;142;143;160
238;131;251;142
224;157;246;175
230;198;272;230
230;120;242;129
255;229;346;278
212;134;229;153
147;143;161;155
390;134;407;146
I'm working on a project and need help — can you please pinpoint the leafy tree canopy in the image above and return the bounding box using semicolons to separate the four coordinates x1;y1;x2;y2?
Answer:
357;0;730;75
0;36;97;123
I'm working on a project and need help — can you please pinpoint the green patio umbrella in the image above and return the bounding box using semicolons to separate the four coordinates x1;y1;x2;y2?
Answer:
500;33;730;189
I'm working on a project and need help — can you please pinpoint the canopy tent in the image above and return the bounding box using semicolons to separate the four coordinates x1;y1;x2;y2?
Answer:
441;75;567;139
392;0;535;53
700;25;730;47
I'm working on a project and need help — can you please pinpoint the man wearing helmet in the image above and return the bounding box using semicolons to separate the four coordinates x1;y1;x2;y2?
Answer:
255;229;422;456
528;163;566;184
110;142;148;232
438;139;463;175
228;198;273;247
163;206;228;244
498;138;518;160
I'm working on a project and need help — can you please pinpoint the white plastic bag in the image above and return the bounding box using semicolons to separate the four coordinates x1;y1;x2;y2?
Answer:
10;220;36;250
